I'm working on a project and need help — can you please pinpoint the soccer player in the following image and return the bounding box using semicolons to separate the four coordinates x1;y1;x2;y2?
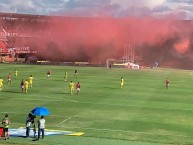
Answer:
76;82;80;95
47;70;51;79
166;78;170;89
0;77;3;91
14;69;18;77
25;79;29;93
21;79;24;93
120;77;124;88
74;69;77;78
7;73;11;84
28;75;33;88
64;71;67;82
69;81;75;95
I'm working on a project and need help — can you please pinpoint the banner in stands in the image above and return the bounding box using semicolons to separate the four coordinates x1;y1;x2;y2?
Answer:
8;47;37;54
0;47;8;54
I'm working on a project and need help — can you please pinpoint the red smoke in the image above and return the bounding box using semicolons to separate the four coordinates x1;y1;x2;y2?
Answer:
174;39;189;54
5;15;193;68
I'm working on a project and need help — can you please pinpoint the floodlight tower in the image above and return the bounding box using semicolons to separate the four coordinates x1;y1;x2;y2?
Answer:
123;42;135;63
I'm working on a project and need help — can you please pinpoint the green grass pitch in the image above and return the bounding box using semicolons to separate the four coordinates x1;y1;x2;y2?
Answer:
0;63;193;145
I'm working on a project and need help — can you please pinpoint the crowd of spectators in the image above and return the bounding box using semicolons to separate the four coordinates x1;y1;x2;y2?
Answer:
0;13;51;37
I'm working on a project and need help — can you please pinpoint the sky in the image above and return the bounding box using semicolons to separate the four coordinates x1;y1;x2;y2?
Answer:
0;0;193;19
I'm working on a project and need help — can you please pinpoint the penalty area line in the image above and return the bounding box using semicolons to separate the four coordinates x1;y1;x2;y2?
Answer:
57;115;83;127
57;117;73;127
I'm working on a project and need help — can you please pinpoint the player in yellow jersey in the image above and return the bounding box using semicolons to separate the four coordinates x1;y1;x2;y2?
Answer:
64;71;67;82
0;77;3;91
24;79;29;93
28;75;33;88
14;69;18;77
120;77;124;88
69;81;74;95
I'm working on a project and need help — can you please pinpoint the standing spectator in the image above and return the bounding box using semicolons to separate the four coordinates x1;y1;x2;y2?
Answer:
37;116;45;140
2;114;10;140
7;73;11;84
26;113;32;138
31;115;36;138
76;82;80;95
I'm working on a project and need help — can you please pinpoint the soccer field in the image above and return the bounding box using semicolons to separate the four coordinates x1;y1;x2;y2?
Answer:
0;63;193;145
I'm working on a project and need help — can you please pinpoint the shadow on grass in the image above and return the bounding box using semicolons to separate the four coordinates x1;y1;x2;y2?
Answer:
32;138;39;141
50;92;70;95
103;87;120;89
10;136;39;141
2;90;21;93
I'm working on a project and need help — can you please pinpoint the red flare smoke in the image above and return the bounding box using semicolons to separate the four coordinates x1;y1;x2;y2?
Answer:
3;15;193;68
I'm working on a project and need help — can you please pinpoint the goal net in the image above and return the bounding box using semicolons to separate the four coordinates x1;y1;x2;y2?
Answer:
106;59;131;68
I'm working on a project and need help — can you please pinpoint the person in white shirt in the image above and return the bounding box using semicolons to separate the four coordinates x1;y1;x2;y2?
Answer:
37;116;45;140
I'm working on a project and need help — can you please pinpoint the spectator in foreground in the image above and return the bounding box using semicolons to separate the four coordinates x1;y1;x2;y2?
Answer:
37;116;45;140
2;114;10;140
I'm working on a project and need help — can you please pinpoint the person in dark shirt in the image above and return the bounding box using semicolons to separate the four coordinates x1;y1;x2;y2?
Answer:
74;69;77;78
21;79;24;93
47;70;51;79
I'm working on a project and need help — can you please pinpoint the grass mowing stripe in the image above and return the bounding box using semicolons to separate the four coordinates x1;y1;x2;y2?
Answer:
56;126;193;138
10;96;193;112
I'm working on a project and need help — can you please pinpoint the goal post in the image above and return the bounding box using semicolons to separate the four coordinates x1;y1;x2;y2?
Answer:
106;59;115;68
106;59;141;69
106;59;131;68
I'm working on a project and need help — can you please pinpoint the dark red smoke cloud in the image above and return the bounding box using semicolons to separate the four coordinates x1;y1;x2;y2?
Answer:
12;16;193;68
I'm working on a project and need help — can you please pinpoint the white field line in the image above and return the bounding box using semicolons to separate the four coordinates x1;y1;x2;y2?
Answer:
57;117;72;126
56;115;83;127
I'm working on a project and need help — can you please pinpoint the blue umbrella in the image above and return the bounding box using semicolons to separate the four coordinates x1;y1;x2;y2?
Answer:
31;107;50;116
